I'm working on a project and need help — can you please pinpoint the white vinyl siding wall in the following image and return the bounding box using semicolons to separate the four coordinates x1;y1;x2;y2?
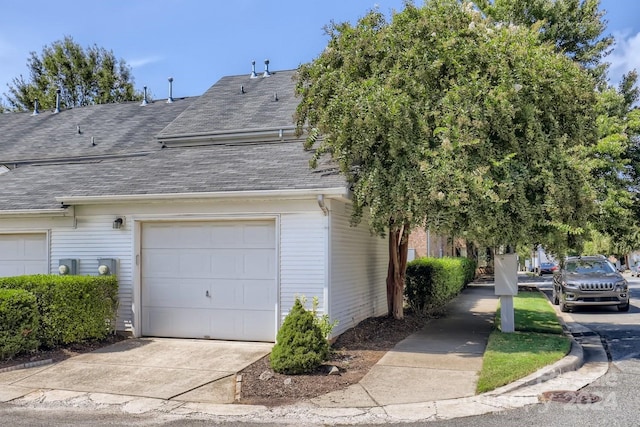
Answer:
329;200;388;336
50;215;133;331
279;212;327;321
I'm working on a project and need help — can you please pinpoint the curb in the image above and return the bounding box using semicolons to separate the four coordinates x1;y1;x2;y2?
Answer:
0;358;53;374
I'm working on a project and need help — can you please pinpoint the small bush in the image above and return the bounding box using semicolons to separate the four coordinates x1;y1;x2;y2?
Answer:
0;275;118;347
405;257;476;317
0;288;40;360
270;298;329;374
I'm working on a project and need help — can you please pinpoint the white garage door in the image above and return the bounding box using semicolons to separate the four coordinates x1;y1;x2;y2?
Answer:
141;220;277;341
0;233;48;277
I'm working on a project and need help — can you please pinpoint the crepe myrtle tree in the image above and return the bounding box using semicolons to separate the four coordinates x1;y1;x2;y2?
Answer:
476;0;640;258
294;0;599;319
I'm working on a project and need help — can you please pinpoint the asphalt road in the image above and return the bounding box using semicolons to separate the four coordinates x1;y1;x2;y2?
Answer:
3;274;639;426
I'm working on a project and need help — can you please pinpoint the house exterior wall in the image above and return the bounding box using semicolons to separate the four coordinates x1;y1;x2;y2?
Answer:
47;198;330;337
50;215;134;331
0;197;391;341
328;200;388;337
408;227;449;259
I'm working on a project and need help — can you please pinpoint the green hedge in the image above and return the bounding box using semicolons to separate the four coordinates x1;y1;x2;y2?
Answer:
0;288;40;359
0;275;118;348
405;257;476;317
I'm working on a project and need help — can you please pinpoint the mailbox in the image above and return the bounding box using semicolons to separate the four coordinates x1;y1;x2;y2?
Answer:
494;253;518;296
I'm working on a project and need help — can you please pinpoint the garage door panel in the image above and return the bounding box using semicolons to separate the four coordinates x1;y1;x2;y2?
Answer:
0;234;48;277
141;224;180;248
211;279;276;310
142;278;210;308
210;309;275;342
143;250;214;278
210;249;274;279
144;307;210;339
242;250;275;278
0;262;47;277
142;250;179;276
242;224;275;247
141;220;277;341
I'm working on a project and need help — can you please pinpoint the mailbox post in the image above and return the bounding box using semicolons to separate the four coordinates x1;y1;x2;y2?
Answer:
494;253;518;333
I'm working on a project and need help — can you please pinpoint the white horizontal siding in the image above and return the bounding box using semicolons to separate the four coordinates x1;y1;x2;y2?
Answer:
51;216;133;331
329;201;388;336
280;212;327;323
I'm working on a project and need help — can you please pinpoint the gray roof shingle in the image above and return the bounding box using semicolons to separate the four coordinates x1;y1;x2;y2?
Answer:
0;142;345;210
0;97;195;163
0;69;347;212
158;69;299;138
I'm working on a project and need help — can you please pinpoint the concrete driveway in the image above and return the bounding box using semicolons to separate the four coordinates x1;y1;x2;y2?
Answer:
0;338;272;404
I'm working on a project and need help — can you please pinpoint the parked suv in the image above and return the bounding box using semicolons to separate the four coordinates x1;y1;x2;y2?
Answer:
552;256;630;312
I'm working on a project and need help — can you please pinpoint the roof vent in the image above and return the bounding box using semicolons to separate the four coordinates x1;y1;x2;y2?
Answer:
167;77;174;103
54;89;61;113
140;86;148;106
250;60;258;78
263;59;271;77
241;85;245;94
77;125;82;134
32;99;39;116
274;92;278;101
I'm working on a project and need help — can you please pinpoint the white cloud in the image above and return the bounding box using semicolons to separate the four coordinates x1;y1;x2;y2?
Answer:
608;31;640;84
128;56;163;69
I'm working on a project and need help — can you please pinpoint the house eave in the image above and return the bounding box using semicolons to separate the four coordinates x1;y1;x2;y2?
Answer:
0;207;74;217
55;188;351;205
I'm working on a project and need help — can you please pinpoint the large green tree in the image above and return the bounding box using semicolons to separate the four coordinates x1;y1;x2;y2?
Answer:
4;36;140;112
477;1;640;257
295;0;599;318
477;0;613;70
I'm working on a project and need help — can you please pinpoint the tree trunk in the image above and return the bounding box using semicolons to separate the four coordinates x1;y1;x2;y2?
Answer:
386;221;410;319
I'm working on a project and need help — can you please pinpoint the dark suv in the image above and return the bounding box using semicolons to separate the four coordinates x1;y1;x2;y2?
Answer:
552;256;630;312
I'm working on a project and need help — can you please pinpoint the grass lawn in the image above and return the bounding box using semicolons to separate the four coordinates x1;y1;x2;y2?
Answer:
476;291;571;393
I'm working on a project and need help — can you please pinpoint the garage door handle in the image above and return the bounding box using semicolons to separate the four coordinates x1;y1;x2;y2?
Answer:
206;290;210;298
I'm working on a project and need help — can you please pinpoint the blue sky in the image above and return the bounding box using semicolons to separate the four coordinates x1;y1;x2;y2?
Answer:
0;0;638;103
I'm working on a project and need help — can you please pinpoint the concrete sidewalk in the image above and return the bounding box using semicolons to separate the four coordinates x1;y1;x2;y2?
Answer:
0;280;611;425
311;283;498;407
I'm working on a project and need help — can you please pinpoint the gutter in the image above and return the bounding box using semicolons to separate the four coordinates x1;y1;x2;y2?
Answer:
157;126;299;146
56;188;351;205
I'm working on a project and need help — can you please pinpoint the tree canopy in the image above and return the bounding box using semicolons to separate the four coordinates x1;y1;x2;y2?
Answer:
4;36;140;112
477;0;640;257
477;0;613;70
295;0;601;317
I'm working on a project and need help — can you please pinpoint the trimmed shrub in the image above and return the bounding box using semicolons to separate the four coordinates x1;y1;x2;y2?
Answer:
405;257;476;317
270;298;329;374
0;288;39;360
0;275;119;347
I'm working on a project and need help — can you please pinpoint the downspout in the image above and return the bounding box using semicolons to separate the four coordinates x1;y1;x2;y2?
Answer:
317;194;331;338
317;194;329;216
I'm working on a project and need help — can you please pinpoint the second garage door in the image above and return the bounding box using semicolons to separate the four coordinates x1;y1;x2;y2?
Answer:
141;220;277;341
0;233;48;277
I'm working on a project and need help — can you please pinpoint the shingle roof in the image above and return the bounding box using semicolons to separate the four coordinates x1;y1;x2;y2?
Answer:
0;142;345;210
0;97;195;163
157;69;299;138
0;69;347;212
